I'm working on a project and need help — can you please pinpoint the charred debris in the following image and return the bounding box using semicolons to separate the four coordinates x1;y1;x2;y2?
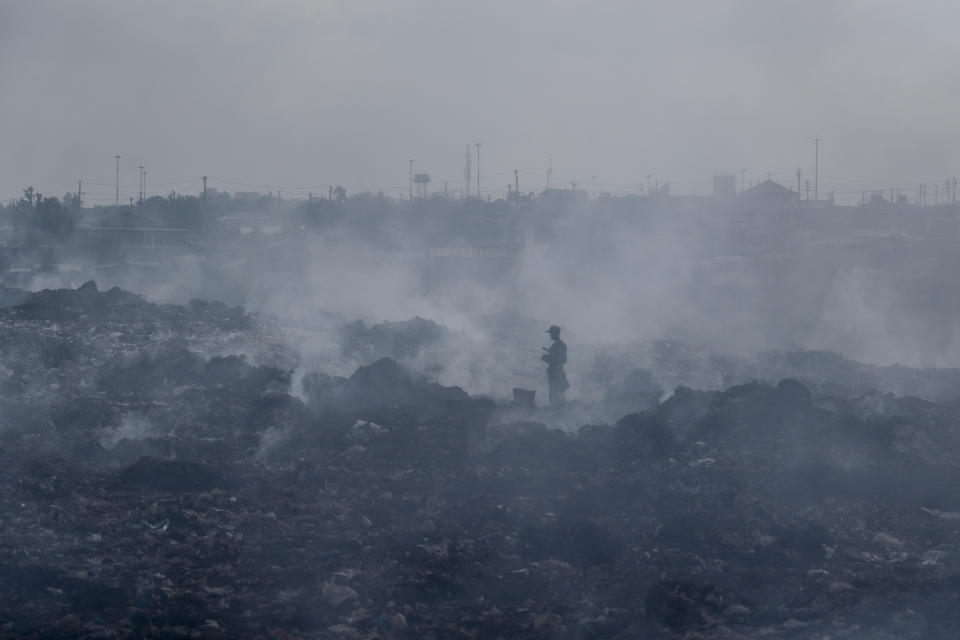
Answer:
2;283;960;638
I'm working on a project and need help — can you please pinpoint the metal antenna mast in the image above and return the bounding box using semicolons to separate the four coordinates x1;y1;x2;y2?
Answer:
812;137;822;201
114;155;121;205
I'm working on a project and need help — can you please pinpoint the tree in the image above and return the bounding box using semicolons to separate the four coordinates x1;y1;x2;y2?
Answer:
13;186;76;241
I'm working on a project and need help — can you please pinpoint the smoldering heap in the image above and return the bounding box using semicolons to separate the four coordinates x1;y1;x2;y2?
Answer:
2;283;960;639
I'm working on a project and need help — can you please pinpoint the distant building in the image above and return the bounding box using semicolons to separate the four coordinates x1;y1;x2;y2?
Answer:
414;174;431;199
539;187;589;209
740;179;800;206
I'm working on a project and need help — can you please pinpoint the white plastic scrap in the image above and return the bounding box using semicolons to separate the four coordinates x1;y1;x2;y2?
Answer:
143;518;170;532
872;532;904;549
921;507;960;520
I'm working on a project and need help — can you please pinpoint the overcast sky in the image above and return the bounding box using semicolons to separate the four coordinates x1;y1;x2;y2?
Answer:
2;0;959;205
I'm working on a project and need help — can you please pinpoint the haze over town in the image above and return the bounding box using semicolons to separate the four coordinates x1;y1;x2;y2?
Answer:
3;0;960;204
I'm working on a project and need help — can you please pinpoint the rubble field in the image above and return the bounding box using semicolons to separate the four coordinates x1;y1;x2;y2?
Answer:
2;282;960;639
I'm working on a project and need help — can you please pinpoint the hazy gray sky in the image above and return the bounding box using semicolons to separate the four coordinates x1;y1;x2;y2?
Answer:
2;0;959;205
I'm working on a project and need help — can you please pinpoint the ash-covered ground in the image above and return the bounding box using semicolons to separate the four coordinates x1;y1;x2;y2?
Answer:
2;281;960;639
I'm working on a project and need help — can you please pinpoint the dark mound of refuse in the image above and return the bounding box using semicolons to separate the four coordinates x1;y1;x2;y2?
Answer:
339;316;449;360
119;457;227;492
99;347;205;396
646;580;748;630
0;284;29;309
15;280;144;319
520;517;622;567
340;356;473;412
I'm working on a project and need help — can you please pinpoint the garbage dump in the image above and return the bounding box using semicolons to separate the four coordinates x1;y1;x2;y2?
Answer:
3;282;960;638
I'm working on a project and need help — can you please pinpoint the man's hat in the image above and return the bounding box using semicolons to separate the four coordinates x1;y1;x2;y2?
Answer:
547;325;561;334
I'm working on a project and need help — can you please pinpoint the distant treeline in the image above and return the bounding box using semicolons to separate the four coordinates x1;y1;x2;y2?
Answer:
0;185;595;269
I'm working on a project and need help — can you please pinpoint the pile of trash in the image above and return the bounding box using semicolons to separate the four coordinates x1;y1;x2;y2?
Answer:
2;283;960;638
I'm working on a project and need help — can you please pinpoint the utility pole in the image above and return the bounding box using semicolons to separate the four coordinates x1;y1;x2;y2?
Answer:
474;142;481;198
408;157;413;202
796;168;801;194
114;155;121;206
812;137;822;201
77;180;83;209
464;145;471;197
515;169;519;195
201;176;209;235
138;165;144;213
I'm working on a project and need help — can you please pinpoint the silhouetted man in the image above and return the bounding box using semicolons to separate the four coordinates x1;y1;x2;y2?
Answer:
542;325;569;405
